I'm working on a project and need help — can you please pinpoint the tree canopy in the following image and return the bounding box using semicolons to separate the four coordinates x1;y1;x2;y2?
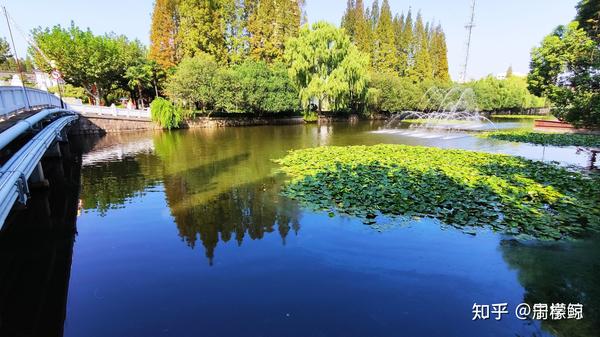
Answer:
528;21;599;126
31;23;147;105
285;22;370;117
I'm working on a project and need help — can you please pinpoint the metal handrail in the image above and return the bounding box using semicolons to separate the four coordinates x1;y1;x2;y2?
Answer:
68;103;151;119
0;114;78;226
0;86;62;117
0;107;67;150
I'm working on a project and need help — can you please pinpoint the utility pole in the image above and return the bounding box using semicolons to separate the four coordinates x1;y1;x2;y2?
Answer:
3;6;31;110
460;0;476;83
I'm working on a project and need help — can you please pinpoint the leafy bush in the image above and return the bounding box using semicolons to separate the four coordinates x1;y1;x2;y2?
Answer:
150;97;184;129
368;73;422;113
276;144;600;239
166;57;300;115
467;76;546;112
225;60;299;114
480;130;600;147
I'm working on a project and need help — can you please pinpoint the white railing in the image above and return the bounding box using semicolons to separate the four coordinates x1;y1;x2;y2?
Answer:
68;103;151;119
0;86;63;117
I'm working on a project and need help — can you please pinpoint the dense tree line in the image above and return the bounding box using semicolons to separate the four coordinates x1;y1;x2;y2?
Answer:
528;0;600;127
31;23;163;107
369;71;546;114
24;0;549;126
342;0;449;82
149;0;305;68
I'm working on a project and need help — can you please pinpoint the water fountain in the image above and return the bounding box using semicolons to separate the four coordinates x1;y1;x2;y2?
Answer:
374;87;498;139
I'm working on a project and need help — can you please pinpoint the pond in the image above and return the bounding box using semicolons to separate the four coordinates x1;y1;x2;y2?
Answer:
3;120;599;337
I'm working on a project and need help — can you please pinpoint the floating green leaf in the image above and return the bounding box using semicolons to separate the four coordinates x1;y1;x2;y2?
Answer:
275;144;600;240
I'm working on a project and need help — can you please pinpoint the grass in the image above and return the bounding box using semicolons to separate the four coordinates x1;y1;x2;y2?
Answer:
276;144;600;240
480;130;600;147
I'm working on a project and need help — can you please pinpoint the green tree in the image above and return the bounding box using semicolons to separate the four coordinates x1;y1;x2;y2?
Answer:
372;0;396;72
506;65;514;78
149;0;179;69
341;0;371;54
407;12;433;82
393;14;408;75
401;10;415;76
369;0;380;30
341;0;357;38
285;22;370;118
248;0;304;62
528;21;599;126
430;24;450;82
576;0;600;42
31;23;145;105
222;0;253;64
165;53;219;111
0;37;11;64
177;0;227;63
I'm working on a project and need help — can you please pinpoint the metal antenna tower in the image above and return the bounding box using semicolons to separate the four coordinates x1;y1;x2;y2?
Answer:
460;0;476;82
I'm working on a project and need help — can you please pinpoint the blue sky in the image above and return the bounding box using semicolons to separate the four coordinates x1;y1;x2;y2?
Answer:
0;0;578;80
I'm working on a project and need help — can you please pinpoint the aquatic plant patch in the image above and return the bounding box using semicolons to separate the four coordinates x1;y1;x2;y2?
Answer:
480;131;600;147
275;145;600;240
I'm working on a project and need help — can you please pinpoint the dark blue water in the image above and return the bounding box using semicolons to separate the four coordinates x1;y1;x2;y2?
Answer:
2;121;598;337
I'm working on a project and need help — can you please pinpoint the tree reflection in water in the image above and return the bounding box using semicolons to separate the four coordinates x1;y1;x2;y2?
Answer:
79;128;307;264
500;238;600;337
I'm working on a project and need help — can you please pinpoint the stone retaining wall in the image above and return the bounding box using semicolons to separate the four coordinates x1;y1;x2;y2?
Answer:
183;116;304;128
70;114;306;134
70;115;160;135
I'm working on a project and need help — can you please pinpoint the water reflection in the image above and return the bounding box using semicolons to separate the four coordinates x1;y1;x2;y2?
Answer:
166;176;300;264
500;238;600;337
68;122;600;336
0;142;81;337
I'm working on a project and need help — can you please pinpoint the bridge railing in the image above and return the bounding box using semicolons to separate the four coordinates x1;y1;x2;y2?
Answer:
0;86;63;118
68;103;151;119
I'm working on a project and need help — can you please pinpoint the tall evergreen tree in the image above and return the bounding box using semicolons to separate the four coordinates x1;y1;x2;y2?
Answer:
149;0;179;69
341;0;357;38
373;0;396;72
408;12;433;82
223;0;254;64
248;0;304;62
369;0;380;30
393;13;408;75
354;0;372;54
177;0;228;63
430;24;450;82
402;9;415;73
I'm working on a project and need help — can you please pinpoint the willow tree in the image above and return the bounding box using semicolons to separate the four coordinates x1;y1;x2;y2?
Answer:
285;22;370;119
149;0;179;69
